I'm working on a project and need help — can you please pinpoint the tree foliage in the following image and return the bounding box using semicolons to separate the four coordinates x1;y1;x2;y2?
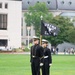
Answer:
24;2;75;47
44;16;75;46
25;2;53;35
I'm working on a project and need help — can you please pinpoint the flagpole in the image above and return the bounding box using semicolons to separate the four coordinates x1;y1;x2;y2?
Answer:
40;35;42;45
40;15;43;75
40;15;43;46
40;35;42;75
40;15;43;45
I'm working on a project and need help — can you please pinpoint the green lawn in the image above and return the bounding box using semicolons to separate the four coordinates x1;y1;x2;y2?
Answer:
0;54;75;75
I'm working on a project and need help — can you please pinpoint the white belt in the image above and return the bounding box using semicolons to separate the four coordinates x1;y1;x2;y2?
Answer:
32;56;35;58
44;56;48;58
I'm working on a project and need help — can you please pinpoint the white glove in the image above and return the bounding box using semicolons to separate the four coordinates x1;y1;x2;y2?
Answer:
40;63;43;66
49;64;52;66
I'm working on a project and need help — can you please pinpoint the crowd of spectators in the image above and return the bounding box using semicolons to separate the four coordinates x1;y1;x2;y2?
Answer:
51;47;75;55
64;47;75;55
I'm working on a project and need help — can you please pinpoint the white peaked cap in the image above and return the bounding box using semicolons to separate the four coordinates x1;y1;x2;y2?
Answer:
42;39;48;43
33;36;39;39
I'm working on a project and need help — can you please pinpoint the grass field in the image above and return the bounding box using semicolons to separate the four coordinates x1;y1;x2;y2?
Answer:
0;54;75;75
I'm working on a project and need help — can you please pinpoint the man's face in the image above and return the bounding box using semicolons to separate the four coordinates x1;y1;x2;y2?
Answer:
33;39;39;44
42;43;47;47
42;43;48;47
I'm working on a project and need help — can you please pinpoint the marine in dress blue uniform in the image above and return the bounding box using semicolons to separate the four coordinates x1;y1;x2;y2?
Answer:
30;36;44;75
42;39;52;75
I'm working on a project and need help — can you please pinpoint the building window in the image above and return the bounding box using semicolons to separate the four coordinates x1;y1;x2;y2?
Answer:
26;40;31;46
5;3;8;9
21;18;23;36
0;14;7;30
0;39;7;46
47;1;50;4
61;1;64;4
37;1;39;3
27;1;30;4
21;27;23;36
69;1;72;5
26;40;28;46
0;3;2;8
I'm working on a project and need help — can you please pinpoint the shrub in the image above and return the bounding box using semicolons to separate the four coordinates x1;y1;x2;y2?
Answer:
23;47;30;52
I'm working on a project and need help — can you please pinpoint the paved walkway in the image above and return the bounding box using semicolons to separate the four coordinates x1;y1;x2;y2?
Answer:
12;52;30;54
0;52;75;55
0;52;30;54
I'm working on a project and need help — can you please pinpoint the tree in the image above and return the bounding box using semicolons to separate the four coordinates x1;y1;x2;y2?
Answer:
25;2;53;35
44;16;75;47
68;28;75;44
24;2;75;47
